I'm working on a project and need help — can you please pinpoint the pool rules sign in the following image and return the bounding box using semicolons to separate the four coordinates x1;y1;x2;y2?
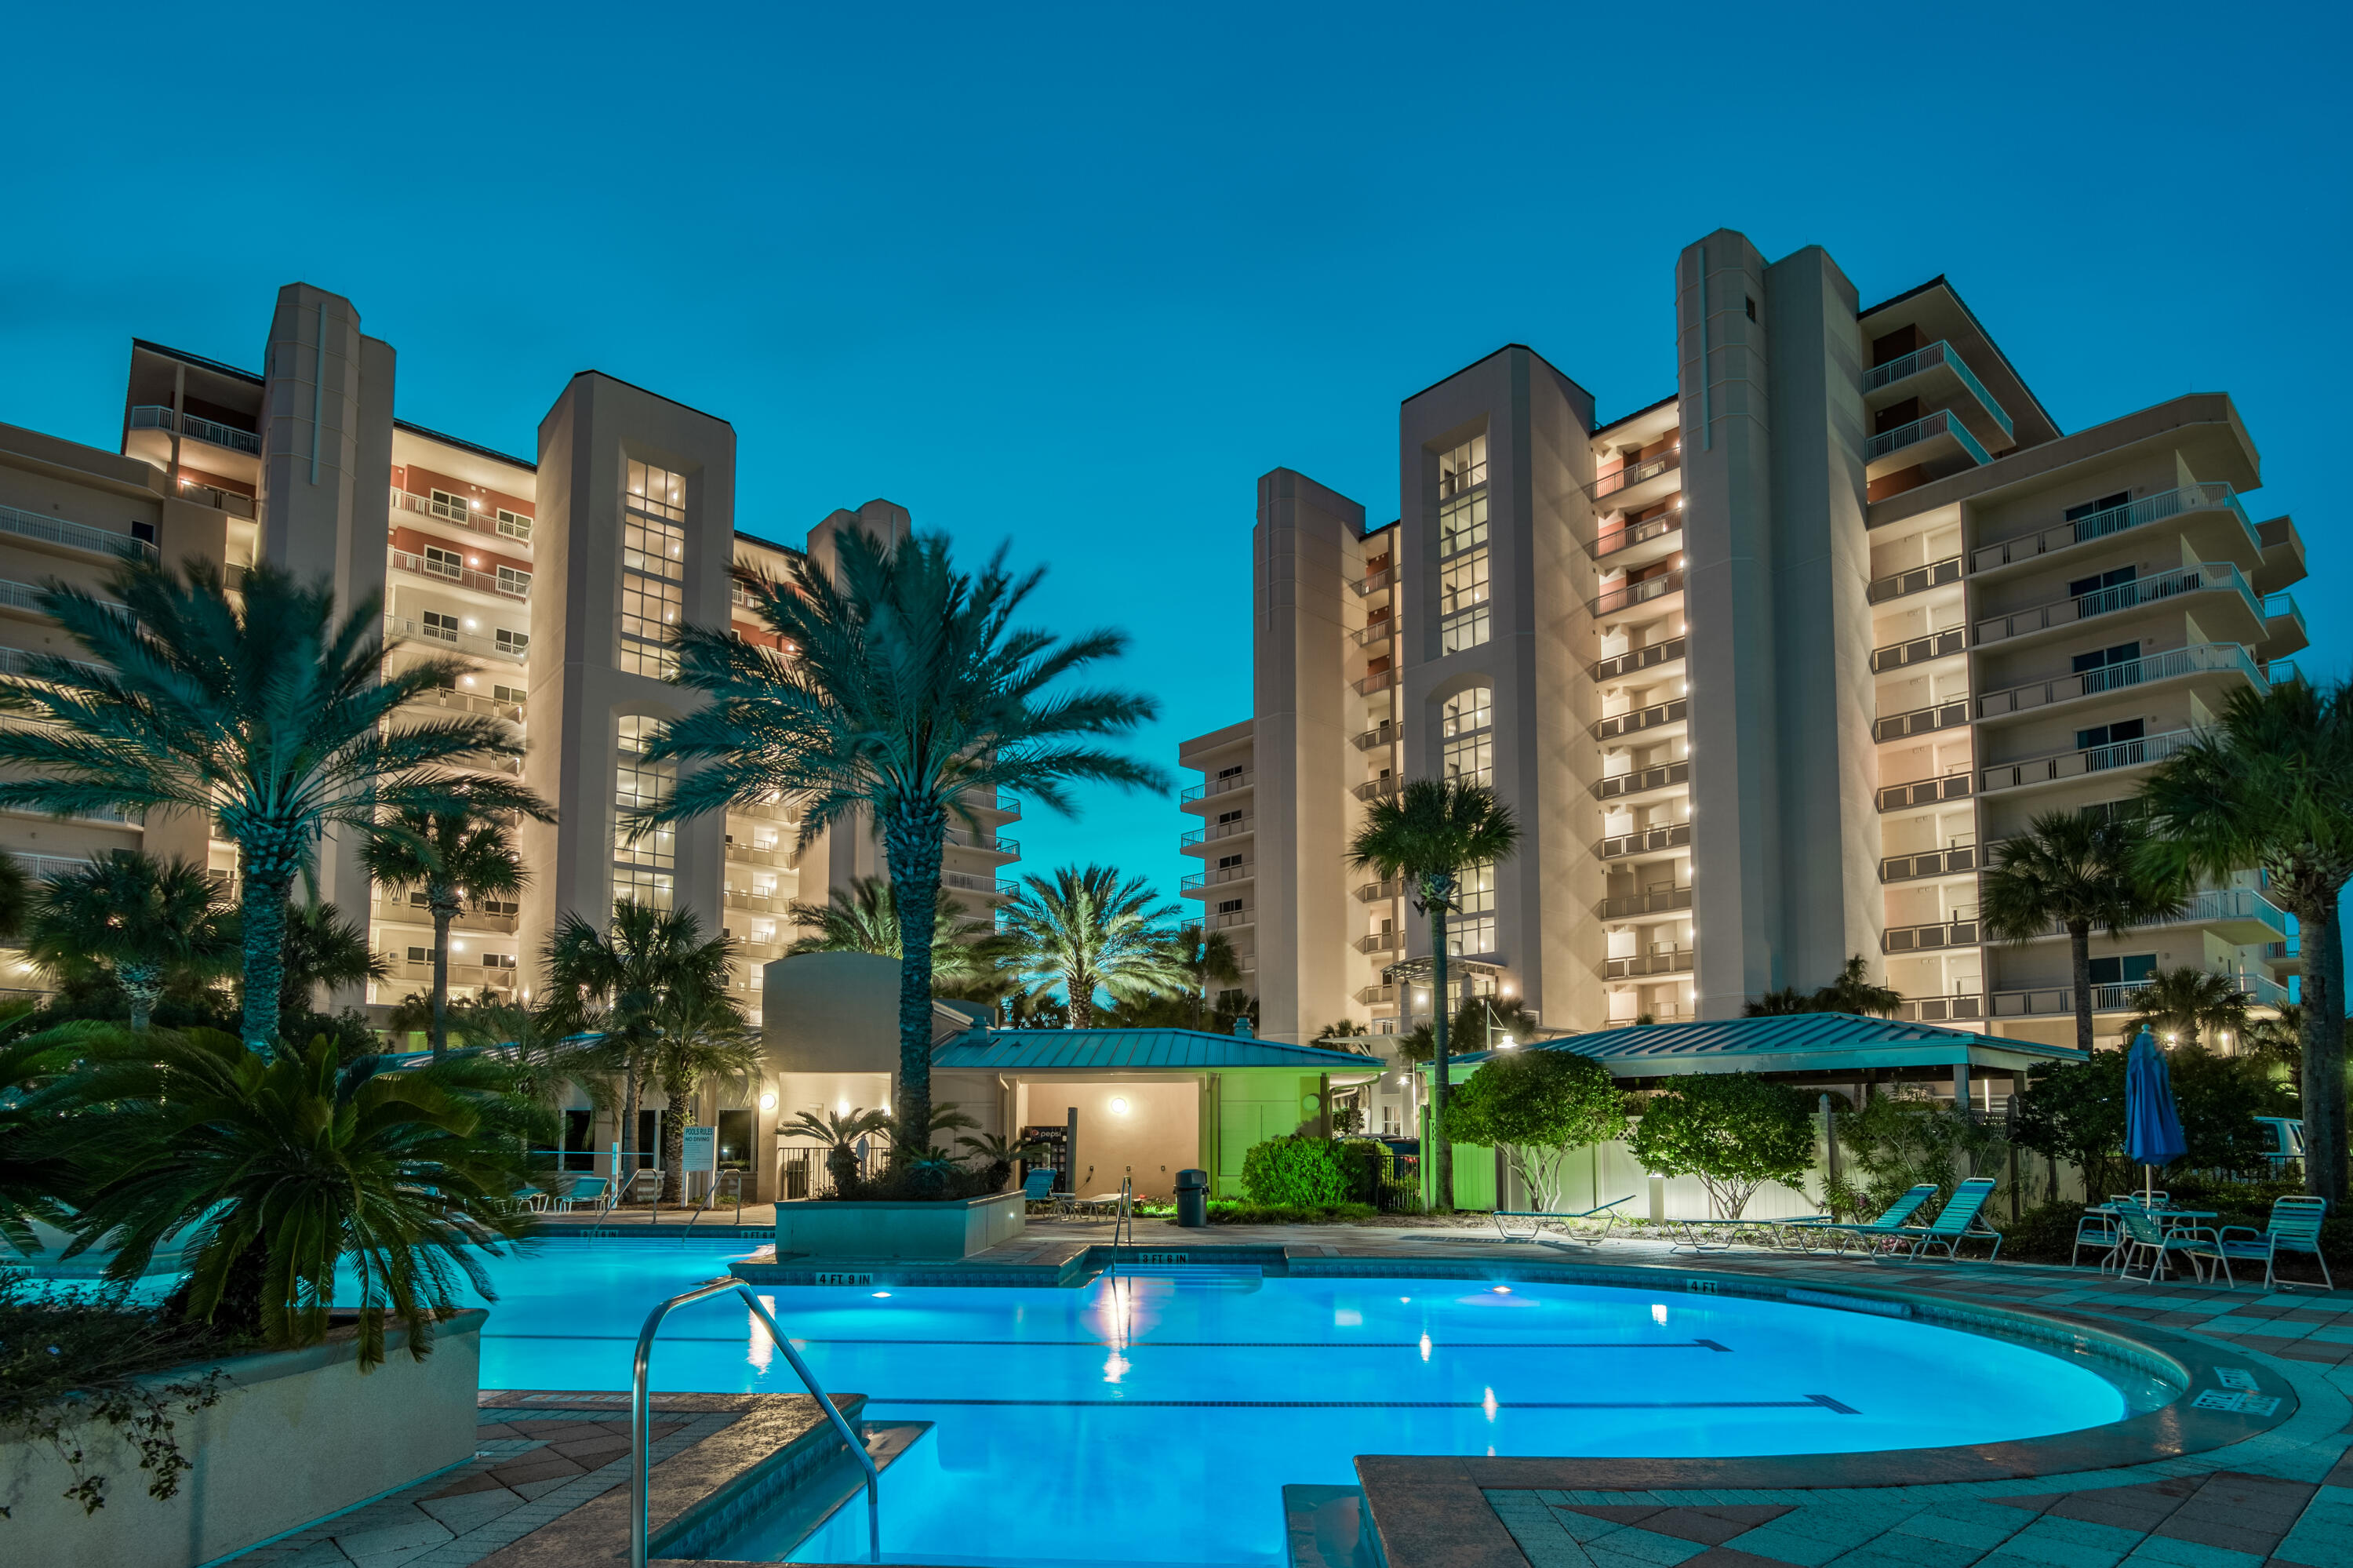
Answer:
682;1125;718;1174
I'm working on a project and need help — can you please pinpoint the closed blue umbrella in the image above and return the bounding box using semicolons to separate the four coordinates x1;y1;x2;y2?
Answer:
2123;1026;2188;1206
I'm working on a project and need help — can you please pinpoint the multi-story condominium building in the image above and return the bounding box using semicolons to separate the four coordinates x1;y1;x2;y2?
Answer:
1181;229;2306;1053
0;282;1023;1032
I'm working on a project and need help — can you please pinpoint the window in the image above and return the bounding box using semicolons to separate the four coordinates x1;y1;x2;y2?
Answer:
421;610;460;644
620;459;687;677
1438;435;1487;499
614;714;675;909
1744;296;1757;322
2064;492;2131;523
1217;764;1245;780
1443;732;1493;788
2068;565;2137;600
422;544;462;578
2071;642;2140;674
1217;853;1243;870
496;508;533;541
2073;642;2143;692
429;489;471;523
1217;898;1244;915
1447;862;1496;956
496;626;529;655
1439;548;1491;653
482;952;517;970
2076;718;2146;751
1442;686;1493;737
493;683;525;705
406;946;429;963
1217;808;1244;825
496;565;533;598
2088;954;2158;986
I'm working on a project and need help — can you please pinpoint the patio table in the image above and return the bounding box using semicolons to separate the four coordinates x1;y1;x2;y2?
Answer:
2082;1206;2218;1274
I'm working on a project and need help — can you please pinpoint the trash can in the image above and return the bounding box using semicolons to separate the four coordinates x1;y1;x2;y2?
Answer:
1174;1168;1209;1228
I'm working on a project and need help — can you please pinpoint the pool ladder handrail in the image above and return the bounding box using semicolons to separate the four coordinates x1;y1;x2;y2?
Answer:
629;1275;879;1567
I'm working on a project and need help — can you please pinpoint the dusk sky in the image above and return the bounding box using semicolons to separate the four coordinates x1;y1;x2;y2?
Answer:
4;2;2343;904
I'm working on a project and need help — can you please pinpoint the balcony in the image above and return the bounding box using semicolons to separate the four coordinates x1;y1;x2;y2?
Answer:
960;789;1022;820
1592;696;1687;742
1355;668;1395;696
1591;569;1684;620
1873;697;1970;744
1979;727;2197;795
1356;877;1402;903
1598;886;1692;920
372;894;521;935
1977;642;2264;723
724;839;792;868
1899;993;1985;1024
1972;483;2257;577
1991;981;2163;1018
0;502;158;563
2013;886;2290;946
1881;844;1977;882
1351;616;1397;648
1588;449;1682;508
1591;635;1686;683
392;487;535;547
0;644;108;683
1350;565;1395;596
1352;776;1399;803
2265;934;2303;976
384;613;528;664
1355;982;1398;1006
1595;760;1690;802
1864;409;1991;478
1208;908;1254;932
1355;930;1403;955
1182;862;1253;892
1973;562;2260;650
2261;593;2307;660
1862;341;2014;442
129;405;261;456
1591;511;1680;564
409;686;523;725
728;799;801;828
942;869;1015;897
1882;916;1979;955
391;548;530;601
173;478;256;518
1877;772;1973;812
1353;720;1397;751
1868;627;1965;674
1181;816;1253;848
1181;769;1254;803
1598;823;1690;860
1866;555;1962;606
1604;947;1693;980
943;828;1018;857
724;888;791;915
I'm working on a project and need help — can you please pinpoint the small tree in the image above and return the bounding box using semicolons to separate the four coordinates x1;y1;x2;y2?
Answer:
1831;1087;1998;1217
1442;1050;1626;1213
2011;1051;2129;1199
1629;1072;1815;1220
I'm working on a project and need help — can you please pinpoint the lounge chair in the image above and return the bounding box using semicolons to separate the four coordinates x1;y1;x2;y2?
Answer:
1783;1183;1939;1255
2071;1207;2124;1269
2113;1205;2222;1284
1655;1211;1831;1253
558;1176;608;1211
1892;1177;2002;1261
1019;1169;1071;1215
1492;1195;1634;1248
2204;1197;2332;1291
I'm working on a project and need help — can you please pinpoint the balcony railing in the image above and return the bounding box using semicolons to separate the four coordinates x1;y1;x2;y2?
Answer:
1877;772;1973;812
1356;877;1402;903
1598;886;1692;919
1181;770;1254;802
1873;698;1970;744
1350;566;1395;596
0;644;107;682
1591;511;1678;560
1977;642;2260;722
1181;816;1253;846
942;869;1015;896
1351;616;1397;647
392;487;535;545
1588;449;1680;502
2266;936;2302;963
1353;721;1396;751
1591;635;1686;683
1868;627;1965;673
1866;555;1962;606
1591;569;1684;619
174;479;256;518
1593;696;1688;741
391;548;530;600
1881;844;1977;882
1991;980;2158;1018
724;840;791;868
1598;823;1690;860
1882;916;1979;954
0;502;158;562
1355;668;1396;695
1979;727;2197;794
1595;760;1690;801
1206;908;1253;931
1970;483;2253;575
1865;408;1991;468
1352;776;1399;803
2020;886;2289;941
1973;562;2257;648
410;686;523;724
961;788;1021;819
1900;993;1985;1024
384;613;527;664
1863;340;2014;438
724;888;791;915
1605;947;1693;979
1183;863;1253;891
1355;983;1397;1006
129;405;261;455
1355;930;1404;955
944;828;1017;856
2263;592;2305;641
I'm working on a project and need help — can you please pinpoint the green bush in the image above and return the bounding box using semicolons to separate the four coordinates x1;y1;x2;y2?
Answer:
1630;1072;1816;1220
1239;1135;1348;1207
1206;1199;1377;1224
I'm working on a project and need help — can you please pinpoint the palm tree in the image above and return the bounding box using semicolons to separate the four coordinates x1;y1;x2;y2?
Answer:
1347;778;1521;1212
998;864;1188;1027
1813;956;1904;1017
0;855;28;946
780;1105;893;1195
646;977;763;1203
1743;985;1814;1017
0;560;533;1055
543;900;736;1188
1174;922;1242;1028
2123;966;2251;1050
274;898;390;1024
27;853;235;1028
364;796;552;1056
2140;677;2353;1202
2243;1003;2308;1095
57;1031;537;1363
784;874;1004;987
1980;810;2183;1056
638;529;1164;1148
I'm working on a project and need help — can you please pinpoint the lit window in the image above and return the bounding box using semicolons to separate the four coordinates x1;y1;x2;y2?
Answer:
613;714;675;908
1442;686;1493;737
496;565;533;598
1448;862;1497;956
1438;548;1491;653
496;626;529;656
1438;434;1488;500
620;459;686;678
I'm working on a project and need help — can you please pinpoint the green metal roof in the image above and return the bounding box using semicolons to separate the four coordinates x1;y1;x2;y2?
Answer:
1451;1013;2086;1076
933;1027;1380;1072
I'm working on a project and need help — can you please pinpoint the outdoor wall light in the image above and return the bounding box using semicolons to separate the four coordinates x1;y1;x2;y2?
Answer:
1108;1097;1130;1116
758;1091;777;1112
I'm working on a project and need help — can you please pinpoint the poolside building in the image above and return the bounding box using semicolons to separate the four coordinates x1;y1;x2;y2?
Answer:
1180;230;2305;1053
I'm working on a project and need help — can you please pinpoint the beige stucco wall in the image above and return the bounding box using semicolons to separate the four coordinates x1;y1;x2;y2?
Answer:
1018;1077;1202;1199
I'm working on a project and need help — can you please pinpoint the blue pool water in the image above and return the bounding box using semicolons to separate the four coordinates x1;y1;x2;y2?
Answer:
453;1242;2156;1567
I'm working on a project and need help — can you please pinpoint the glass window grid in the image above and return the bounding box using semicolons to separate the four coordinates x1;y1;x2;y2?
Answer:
1443;733;1493;787
1438;548;1489;615
1438;435;1489;500
1442;686;1493;737
1438;490;1488;558
620;461;687;678
1440;604;1491;654
613;715;676;891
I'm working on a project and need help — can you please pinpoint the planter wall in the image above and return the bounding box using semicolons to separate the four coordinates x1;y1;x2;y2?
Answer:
0;1309;485;1568
774;1191;1025;1260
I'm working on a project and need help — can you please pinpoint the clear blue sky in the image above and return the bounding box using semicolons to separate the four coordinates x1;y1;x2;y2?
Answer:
3;2;2344;907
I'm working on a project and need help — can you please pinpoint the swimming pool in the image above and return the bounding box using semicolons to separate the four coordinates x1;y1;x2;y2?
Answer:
460;1242;2163;1567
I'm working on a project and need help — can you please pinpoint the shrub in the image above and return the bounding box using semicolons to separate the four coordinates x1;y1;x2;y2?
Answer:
1240;1135;1348;1207
1829;1087;1997;1220
1629;1072;1815;1219
1205;1199;1377;1224
1442;1050;1627;1212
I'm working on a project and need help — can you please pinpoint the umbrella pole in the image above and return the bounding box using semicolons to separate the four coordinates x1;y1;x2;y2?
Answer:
2143;1165;2153;1208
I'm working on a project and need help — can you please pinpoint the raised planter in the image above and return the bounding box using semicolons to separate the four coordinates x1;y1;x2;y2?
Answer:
0;1310;485;1568
774;1191;1025;1260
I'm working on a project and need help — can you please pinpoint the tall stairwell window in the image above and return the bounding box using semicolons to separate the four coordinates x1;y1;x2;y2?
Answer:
620;459;686;678
1436;433;1492;653
1441;685;1493;788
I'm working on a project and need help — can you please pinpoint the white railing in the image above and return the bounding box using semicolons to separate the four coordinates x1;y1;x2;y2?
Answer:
128;405;260;455
1979;728;2198;793
1971;483;2253;573
2029;886;2290;940
1974;562;2258;646
174;479;256;518
1591;512;1678;559
1865;408;1991;467
1591;569;1684;618
1182;770;1254;802
390;548;530;600
0;502;158;562
382;613;528;664
1866;554;1963;604
391;488;534;544
1977;642;2260;720
1589;449;1680;502
942;869;1013;896
1863;340;2014;438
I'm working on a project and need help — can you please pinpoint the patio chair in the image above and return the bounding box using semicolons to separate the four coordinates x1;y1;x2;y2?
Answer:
1492;1195;1635;1249
1020;1169;1072;1215
2071;1208;2124;1269
2108;1191;2173;1210
1893;1177;2003;1261
2112;1205;2221;1285
558;1175;609;1211
1784;1183;1939;1255
2205;1197;2332;1291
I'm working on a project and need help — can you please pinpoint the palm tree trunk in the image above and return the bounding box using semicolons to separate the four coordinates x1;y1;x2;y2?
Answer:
622;1062;641;1191
2301;896;2347;1204
239;868;295;1058
121;962;162;1031
882;808;944;1166
430;904;453;1057
2068;920;2094;1056
660;1067;690;1203
1067;964;1093;1029
1428;900;1453;1214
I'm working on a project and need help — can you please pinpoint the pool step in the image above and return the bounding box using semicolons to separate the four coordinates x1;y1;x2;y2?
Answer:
1284;1484;1384;1568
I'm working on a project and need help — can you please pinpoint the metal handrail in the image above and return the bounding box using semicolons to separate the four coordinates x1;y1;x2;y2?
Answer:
631;1276;878;1567
1863;340;2014;438
1865;408;1991;467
